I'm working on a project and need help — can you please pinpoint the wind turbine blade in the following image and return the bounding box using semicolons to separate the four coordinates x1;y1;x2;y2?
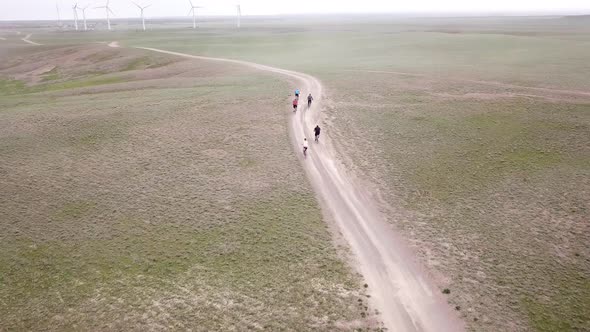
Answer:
189;0;194;7
187;8;193;16
108;8;115;15
144;4;151;9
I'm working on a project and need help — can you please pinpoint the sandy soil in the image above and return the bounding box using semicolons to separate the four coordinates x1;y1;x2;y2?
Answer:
137;46;464;332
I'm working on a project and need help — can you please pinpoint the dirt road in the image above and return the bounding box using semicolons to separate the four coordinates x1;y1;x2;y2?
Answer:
136;46;464;332
21;33;42;46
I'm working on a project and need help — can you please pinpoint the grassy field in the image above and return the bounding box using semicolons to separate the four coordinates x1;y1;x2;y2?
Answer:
1;15;589;332
0;44;380;330
15;15;590;89
327;72;590;331
313;20;590;332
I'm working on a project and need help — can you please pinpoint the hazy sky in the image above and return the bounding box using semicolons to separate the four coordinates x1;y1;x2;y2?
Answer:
1;0;589;20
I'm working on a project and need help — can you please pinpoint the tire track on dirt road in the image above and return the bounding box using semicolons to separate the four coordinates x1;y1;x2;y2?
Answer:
135;45;464;332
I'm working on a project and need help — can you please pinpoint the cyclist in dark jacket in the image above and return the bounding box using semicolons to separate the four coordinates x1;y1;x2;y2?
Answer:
314;125;321;142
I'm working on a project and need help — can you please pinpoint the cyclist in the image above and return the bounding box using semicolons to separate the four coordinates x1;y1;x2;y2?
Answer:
307;93;314;108
303;138;309;156
314;125;321;142
295;89;300;98
292;98;298;112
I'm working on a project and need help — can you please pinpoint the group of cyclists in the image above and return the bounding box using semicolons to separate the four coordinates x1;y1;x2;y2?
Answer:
292;88;320;157
292;89;314;112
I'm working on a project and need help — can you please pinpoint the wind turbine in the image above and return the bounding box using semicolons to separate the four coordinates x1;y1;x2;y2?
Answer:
133;2;151;31
187;1;202;29
79;5;89;31
72;3;79;31
56;2;62;27
96;0;114;31
236;3;241;28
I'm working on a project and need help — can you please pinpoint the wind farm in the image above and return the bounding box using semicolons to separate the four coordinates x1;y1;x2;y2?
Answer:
39;1;246;31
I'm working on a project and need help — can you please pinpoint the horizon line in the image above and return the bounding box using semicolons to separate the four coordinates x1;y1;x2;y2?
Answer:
2;10;590;22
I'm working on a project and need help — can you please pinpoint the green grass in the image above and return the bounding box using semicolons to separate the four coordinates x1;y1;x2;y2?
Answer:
0;76;125;96
53;201;97;220
0;78;27;95
522;268;590;332
43;76;125;91
41;66;60;81
122;56;172;71
123;56;152;71
411;107;572;201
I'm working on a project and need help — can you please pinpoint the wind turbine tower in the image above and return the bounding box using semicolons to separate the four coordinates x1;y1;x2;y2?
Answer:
236;4;241;28
56;2;62;27
72;3;79;30
79;5;89;31
133;2;151;31
96;0;114;31
188;1;203;29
